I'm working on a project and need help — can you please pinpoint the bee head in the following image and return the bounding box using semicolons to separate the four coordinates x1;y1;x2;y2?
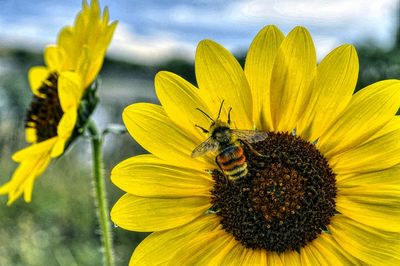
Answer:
195;100;232;139
210;120;231;143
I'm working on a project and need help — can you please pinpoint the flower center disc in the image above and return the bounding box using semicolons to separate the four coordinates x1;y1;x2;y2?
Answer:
25;73;64;142
211;132;337;252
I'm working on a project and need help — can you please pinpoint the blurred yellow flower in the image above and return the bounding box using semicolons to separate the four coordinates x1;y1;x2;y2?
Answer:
0;0;117;205
111;25;400;265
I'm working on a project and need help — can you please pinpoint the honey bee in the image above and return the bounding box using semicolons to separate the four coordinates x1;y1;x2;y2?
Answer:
191;101;268;180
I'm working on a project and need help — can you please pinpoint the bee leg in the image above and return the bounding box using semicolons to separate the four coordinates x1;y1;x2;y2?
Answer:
239;139;266;157
215;157;229;179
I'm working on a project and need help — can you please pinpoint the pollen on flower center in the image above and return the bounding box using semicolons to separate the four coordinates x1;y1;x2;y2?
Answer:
25;72;64;142
210;132;337;252
250;163;305;224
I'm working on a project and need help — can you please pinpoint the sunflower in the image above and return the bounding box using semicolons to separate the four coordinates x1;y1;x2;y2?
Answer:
0;0;117;205
111;25;400;265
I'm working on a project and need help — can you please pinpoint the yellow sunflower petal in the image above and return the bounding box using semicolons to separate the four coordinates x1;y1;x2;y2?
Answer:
300;245;323;265
337;165;400;186
269;26;316;132
82;18;117;88
12;137;58;162
44;45;65;72
362;115;400;142
169;229;236;265
57;0;117;87
75;47;91;86
78;20;117;88
25;127;37;143
242;249;267;266
219;242;246;265
155;71;213;141
130;214;220;265
111;154;213;198
50;139;65;158
123;103;214;169
329;126;400;174
280;251;301;265
297;45;358;141
329;215;400;265
58;71;83;112
0;153;51;205
238;248;252;265
302;234;358;266
51;109;77;158
244;25;284;130
57;109;77;139
317;80;400;158
110;193;211;232
266;252;283;265
195;40;253;129
336;185;400;232
57;26;74;69
21;156;51;203
28;66;50;96
79;0;117;83
312;234;360;265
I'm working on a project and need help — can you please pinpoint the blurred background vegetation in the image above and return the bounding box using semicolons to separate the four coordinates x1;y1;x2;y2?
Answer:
1;24;400;266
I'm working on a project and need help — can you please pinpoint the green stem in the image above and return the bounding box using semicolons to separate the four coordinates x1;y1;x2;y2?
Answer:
87;119;115;266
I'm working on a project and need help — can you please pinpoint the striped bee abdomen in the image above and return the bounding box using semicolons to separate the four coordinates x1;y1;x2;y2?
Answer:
216;144;248;179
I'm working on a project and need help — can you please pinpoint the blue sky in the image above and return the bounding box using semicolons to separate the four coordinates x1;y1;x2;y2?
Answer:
0;0;398;64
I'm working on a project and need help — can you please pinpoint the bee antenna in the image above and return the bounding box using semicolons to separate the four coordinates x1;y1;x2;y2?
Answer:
195;124;209;133
217;100;225;120
196;108;214;122
227;107;232;125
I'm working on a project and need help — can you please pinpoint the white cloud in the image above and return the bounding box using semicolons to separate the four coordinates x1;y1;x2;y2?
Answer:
108;23;195;64
0;0;398;64
108;0;399;63
231;0;398;48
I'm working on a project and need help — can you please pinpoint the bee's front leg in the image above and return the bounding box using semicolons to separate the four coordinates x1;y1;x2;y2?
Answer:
239;139;266;157
215;157;229;179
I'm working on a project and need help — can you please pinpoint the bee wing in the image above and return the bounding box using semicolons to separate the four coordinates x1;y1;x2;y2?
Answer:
191;137;219;158
231;129;268;143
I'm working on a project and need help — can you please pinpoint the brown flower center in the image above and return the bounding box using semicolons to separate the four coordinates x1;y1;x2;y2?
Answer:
210;132;337;252
25;73;64;142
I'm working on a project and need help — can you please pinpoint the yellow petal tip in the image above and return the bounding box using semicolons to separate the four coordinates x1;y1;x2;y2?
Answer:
259;24;280;33
155;70;170;80
197;39;219;51
289;26;312;40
